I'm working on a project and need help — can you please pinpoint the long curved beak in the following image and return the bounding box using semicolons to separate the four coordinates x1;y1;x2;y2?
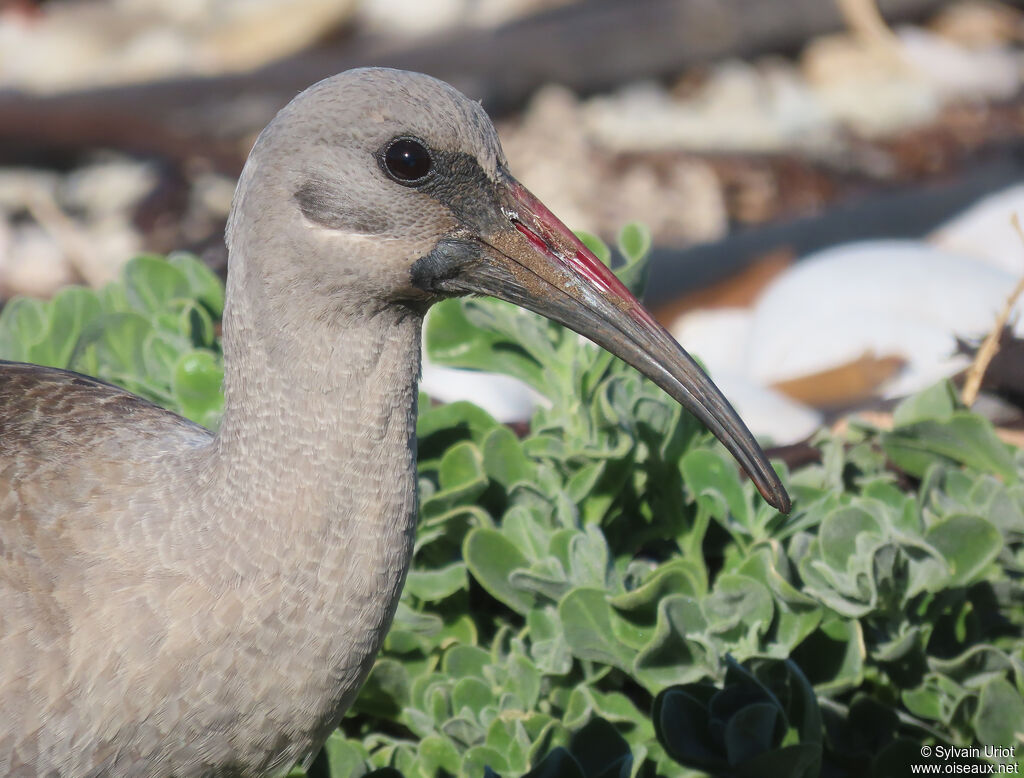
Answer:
418;171;791;513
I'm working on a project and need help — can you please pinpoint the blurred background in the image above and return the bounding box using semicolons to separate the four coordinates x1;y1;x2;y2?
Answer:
1;0;1022;450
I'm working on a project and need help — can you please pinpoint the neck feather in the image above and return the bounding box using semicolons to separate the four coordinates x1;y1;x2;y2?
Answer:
209;265;423;547
190;260;426;736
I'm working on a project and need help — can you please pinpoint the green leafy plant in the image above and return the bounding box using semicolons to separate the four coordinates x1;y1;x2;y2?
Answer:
653;657;821;777
3;226;1021;778
0;253;224;428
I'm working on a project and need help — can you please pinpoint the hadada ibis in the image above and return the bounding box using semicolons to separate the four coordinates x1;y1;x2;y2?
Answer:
0;68;789;776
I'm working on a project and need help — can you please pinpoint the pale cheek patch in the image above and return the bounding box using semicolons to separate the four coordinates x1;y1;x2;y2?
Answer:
294;179;390;234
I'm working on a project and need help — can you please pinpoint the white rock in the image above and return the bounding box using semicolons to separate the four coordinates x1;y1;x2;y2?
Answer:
582;65;832;153
746;240;1023;396
420;362;539;423
802;34;941;136
357;0;466;35
0;170;59;211
930;0;1024;48
3;224;75;298
930;184;1024;275
0;0;357;92
802;26;1022;137
357;0;556;35
672;307;821;444
899;25;1022;101
0;161;148;293
63;159;157;219
671;307;754;378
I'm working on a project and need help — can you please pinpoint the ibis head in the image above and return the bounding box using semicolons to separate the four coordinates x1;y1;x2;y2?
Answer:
232;68;790;511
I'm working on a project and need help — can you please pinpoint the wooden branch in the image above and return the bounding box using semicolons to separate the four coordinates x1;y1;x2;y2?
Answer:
961;213;1024;407
0;0;951;169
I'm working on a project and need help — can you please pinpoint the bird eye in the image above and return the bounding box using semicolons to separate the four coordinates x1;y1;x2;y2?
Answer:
382;137;433;184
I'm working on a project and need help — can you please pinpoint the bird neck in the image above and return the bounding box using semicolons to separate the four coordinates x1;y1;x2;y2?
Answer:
169;262;426;751
198;265;423;637
211;276;423;547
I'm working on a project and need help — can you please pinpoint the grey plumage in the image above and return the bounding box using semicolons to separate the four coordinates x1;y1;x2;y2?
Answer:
0;67;788;777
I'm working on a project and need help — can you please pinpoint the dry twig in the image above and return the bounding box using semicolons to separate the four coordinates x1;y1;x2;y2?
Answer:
21;189;106;287
837;0;900;43
836;0;908;67
961;212;1024;407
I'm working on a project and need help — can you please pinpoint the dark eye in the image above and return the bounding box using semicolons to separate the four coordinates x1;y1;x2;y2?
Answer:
382;137;433;184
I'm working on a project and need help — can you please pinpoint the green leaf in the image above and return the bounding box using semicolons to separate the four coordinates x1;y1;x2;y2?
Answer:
177;300;217;348
610;560;702;619
891;380;957;426
122;255;191;315
443;644;490;680
559;587;634;671
973;676;1024;748
405;562;467;602
736;548;821;653
681;449;751;528
509;559;570;603
439;441;487;491
172;350;223;426
633;595;712;689
436;614;477;650
452;677;494;715
779;658;823;748
418;734;460;777
653;659;822;778
421;441;489;516
615;223;652;296
798;539;877;619
143;331;183;387
617;223;651;265
462;745;509;775
702;574;774;642
883;413;1017;482
0;297;47;363
903;672;974;727
733;743;822;778
567;525;610;588
507;654;542;710
463;528;533;615
927;645;1018;687
43;286;103;368
353;659;409;718
425;299;545;390
523;748;585;778
527;607;573;675
791;616;864;694
723;702;780;765
169;252;225;316
417;399;499;446
501;506;550;561
654;686;722;770
818;506;883;573
486;718;533;775
566;462;606;509
901;682;946;722
482;426;535;489
75;311;153;377
923;514;1003;586
319;732;369;778
569;717;633;778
